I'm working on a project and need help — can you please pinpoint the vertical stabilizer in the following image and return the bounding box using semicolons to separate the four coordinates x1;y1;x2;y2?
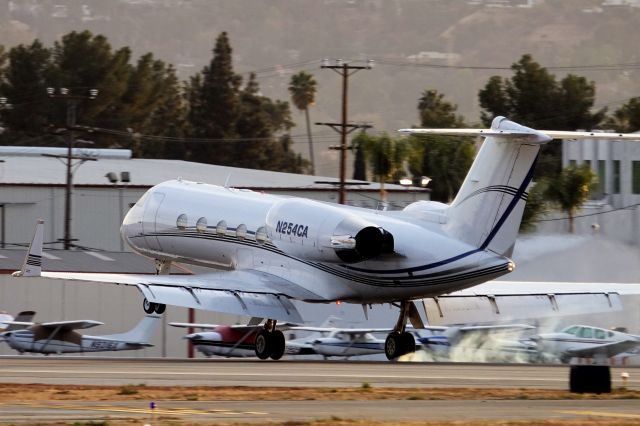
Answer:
15;220;44;277
101;314;161;343
445;117;550;256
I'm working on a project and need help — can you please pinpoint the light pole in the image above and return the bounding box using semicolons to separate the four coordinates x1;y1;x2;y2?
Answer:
47;87;98;249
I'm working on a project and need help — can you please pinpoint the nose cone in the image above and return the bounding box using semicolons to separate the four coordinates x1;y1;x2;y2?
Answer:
120;192;148;250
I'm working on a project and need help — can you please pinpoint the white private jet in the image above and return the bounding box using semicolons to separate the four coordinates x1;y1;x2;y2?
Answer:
533;324;640;364
13;117;640;360
0;314;161;354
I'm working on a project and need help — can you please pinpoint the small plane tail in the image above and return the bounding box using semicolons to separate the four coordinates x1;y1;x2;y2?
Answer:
100;314;162;344
13;220;44;277
5;311;36;331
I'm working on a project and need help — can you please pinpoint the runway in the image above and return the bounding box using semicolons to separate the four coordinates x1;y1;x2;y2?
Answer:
0;356;638;389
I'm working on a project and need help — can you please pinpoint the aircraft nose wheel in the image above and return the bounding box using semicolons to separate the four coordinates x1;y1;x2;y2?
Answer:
255;328;286;360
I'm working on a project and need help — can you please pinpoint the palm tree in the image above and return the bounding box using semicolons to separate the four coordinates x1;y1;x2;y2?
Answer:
544;164;596;233
359;133;409;203
288;71;317;174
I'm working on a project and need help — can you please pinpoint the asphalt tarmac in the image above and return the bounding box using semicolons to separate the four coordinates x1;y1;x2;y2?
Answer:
0;357;638;389
0;357;639;423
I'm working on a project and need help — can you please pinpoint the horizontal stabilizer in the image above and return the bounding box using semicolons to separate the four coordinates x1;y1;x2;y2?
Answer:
400;127;640;141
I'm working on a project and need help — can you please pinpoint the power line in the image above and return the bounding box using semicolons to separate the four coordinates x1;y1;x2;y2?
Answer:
536;203;640;223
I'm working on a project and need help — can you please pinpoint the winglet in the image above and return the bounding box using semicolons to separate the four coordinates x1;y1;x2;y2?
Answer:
13;220;44;277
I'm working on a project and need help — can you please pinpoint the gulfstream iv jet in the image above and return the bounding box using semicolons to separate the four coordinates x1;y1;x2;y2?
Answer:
14;117;640;360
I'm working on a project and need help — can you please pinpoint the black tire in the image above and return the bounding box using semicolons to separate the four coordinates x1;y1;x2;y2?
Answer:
569;365;611;393
400;331;416;356
154;303;166;314
255;329;272;360
142;298;156;314
270;330;286;360
385;333;402;360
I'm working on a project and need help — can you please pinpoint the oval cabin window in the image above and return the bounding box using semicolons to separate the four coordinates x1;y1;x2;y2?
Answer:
196;217;207;233
216;220;227;235
236;224;247;240
176;214;188;230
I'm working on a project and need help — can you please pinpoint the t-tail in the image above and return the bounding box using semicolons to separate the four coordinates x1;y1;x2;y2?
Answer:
400;116;640;257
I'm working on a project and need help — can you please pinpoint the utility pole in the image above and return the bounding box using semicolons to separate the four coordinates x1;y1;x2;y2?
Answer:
46;88;98;250
316;59;373;204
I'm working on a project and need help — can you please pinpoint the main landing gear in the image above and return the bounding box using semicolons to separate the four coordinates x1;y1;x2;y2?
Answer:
143;298;166;314
255;319;286;360
385;301;417;360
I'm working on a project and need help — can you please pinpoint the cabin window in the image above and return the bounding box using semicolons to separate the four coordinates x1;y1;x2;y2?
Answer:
196;217;207;233
594;329;605;339
176;214;188;230
216;220;227;235
608;331;614;338
578;327;593;338
236;224;247;240
564;326;579;335
255;226;268;244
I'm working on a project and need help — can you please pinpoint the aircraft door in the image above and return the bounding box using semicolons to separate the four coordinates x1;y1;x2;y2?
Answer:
142;192;165;252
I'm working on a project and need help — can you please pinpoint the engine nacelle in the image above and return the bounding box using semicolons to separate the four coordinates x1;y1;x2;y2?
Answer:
265;198;393;263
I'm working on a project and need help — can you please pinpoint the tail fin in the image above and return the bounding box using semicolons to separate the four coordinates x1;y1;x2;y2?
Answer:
100;314;161;343
445;117;547;256
5;311;36;331
13;220;44;277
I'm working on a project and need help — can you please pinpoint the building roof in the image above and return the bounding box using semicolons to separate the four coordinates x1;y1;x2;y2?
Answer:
0;155;423;192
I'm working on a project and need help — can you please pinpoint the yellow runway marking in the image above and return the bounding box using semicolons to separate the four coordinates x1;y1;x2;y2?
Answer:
557;410;640;419
17;402;267;417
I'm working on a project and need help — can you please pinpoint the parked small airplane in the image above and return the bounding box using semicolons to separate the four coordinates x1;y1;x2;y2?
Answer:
0;314;161;354
415;324;537;362
169;316;340;359
533;324;640;364
13;117;640;360
0;311;35;332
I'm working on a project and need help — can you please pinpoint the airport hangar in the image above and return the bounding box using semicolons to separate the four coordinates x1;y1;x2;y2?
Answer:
0;148;431;357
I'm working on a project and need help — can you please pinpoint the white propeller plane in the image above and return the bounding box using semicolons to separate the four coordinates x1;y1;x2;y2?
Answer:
0;314;161;354
533;325;640;364
13;116;640;360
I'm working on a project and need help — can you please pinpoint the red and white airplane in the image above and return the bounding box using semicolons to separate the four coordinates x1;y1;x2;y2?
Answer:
13;117;640;360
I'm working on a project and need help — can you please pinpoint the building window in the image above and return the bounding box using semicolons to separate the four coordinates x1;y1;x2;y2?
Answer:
176;214;188;230
597;160;606;195
613;160;620;194
216;220;227;235
236;224;247;240
196;217;207;233
569;159;577;168
633;161;640;194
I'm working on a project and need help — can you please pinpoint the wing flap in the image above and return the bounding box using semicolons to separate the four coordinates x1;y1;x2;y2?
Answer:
139;284;302;323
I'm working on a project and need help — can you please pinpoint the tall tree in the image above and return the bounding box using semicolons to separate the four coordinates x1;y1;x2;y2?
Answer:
479;54;606;179
606;97;640;132
288;71;317;174
359;133;409;202
544;164;596;233
188;31;241;165
351;132;367;181
418;89;465;128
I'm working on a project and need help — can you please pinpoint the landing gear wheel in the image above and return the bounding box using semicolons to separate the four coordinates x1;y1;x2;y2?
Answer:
400;331;416;355
385;333;402;360
154;303;166;314
255;329;272;360
143;298;156;314
270;330;286;360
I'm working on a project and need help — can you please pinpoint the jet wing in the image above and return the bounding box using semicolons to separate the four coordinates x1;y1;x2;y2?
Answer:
567;339;640;359
38;320;103;331
459;324;535;333
41;270;311;323
170;322;298;331
290;327;393;334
